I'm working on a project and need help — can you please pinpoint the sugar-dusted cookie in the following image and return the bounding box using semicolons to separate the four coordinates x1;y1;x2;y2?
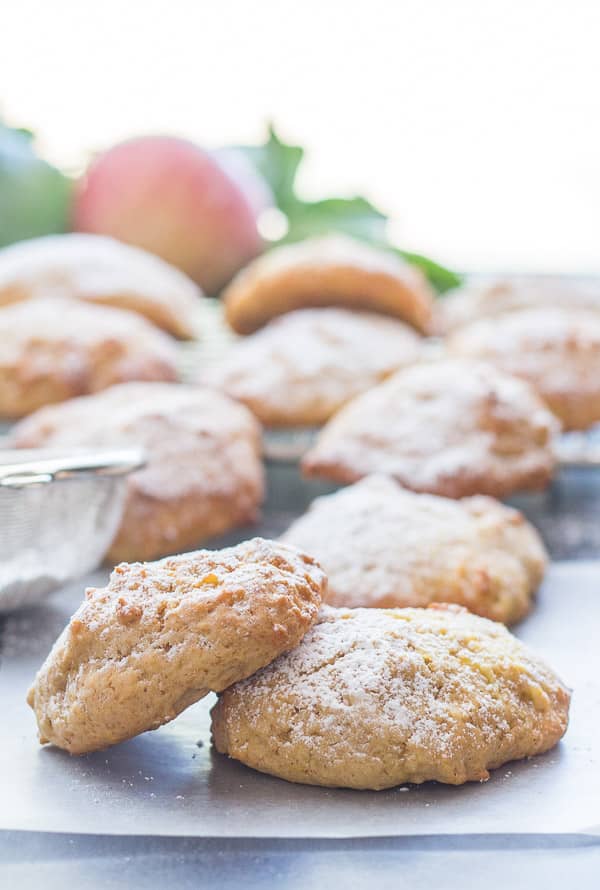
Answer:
302;359;559;498
202;307;422;427
0;233;200;338
0;297;178;417
212;604;570;789
223;235;434;335
283;475;546;624
11;382;264;562
434;275;600;334
448;307;600;431
28;538;326;754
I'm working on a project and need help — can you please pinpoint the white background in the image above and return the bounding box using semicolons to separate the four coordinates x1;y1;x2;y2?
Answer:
1;0;599;272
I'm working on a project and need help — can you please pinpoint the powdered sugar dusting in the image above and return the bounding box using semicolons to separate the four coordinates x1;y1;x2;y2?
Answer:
0;233;200;335
435;275;600;334
448;308;600;428
28;537;326;754
282;475;546;622
0;297;178;365
303;358;558;497
10;382;262;502
201;307;422;426
107;537;323;604
216;606;570;787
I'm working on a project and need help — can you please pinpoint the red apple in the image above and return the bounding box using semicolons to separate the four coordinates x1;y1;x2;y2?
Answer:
73;136;264;294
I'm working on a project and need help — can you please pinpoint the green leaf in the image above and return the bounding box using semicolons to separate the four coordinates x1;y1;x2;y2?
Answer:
230;124;462;294
234;124;303;211
393;248;462;294
282;196;388;244
0;121;72;247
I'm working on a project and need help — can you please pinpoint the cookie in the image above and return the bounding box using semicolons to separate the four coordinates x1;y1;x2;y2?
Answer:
302;359;558;498
282;475;546;624
448;307;600;430
223;235;434;335
27;538;326;754
212;604;570;789
435;275;600;335
0;297;178;418
11;382;264;562
201;307;422;427
0;233;200;338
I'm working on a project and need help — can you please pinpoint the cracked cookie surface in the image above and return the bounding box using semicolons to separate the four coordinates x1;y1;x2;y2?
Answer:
434;276;600;334
0;297;179;417
282;475;547;623
302;358;559;498
0;233;200;338
448;307;600;430
212;605;570;789
11;382;264;562
27;538;326;754
202;307;422;427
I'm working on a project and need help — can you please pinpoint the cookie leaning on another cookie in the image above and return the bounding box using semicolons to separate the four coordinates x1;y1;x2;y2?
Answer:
10;382;264;562
302;358;559;499
27;538;326;755
223;234;434;335
212;605;571;789
448;307;600;431
0;297;179;418
201;307;422;427
0;233;201;338
282;475;547;624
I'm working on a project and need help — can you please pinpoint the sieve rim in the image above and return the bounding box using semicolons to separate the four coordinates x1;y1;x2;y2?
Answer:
0;448;145;487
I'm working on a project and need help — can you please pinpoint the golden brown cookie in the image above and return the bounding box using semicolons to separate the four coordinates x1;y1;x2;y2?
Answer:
11;382;264;562
27;538;326;754
448;307;600;431
0;233;200;338
282;475;546;624
212;604;570;789
0;297;178;418
302;359;559;498
201;307;422;427
434;275;600;335
223;235;434;335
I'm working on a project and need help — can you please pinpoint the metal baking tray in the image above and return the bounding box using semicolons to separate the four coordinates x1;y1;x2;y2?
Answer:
0;460;598;840
1;299;599;844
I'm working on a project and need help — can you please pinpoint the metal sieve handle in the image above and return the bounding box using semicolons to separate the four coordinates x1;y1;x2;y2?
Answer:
0;448;146;488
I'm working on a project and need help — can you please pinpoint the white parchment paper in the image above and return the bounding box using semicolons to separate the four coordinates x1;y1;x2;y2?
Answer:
0;561;597;838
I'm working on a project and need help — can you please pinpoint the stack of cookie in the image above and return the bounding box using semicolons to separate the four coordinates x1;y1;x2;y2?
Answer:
28;537;570;790
18;233;581;792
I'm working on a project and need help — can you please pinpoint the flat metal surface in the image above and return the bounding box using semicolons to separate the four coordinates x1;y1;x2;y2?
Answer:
2;290;600;885
0;556;598;838
2;832;599;890
1;462;599;885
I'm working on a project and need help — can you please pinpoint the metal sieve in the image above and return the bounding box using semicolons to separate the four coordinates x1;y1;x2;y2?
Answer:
0;448;144;612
